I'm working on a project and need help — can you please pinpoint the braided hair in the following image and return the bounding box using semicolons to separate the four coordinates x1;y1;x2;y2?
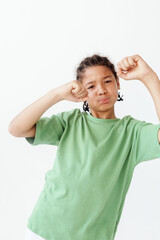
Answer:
75;53;124;113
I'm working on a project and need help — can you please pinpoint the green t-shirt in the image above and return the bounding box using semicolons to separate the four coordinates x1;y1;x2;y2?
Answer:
25;108;160;240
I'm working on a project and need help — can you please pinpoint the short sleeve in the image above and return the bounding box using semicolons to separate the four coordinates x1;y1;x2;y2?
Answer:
25;112;65;146
132;119;160;166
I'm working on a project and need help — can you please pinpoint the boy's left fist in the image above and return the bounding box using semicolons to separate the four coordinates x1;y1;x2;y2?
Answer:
116;54;155;81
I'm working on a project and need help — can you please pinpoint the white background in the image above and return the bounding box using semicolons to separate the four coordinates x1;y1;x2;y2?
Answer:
1;0;160;239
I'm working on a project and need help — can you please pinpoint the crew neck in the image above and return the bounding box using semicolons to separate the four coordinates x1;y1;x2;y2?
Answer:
83;112;121;123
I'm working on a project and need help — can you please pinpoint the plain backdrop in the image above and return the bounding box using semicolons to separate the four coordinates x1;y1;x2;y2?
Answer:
1;0;160;239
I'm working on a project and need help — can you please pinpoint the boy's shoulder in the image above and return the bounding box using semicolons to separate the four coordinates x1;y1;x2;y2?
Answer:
55;108;82;125
120;115;154;132
57;108;81;118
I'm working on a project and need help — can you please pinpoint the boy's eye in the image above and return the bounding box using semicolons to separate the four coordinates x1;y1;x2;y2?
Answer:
88;81;111;89
88;86;94;89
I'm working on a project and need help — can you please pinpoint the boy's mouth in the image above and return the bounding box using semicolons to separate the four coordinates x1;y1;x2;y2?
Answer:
98;98;110;103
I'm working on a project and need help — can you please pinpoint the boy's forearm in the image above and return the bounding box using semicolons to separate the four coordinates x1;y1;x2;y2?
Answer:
8;87;62;135
141;72;160;121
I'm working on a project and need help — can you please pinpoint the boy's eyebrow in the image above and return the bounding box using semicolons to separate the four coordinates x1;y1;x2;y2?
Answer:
85;75;113;86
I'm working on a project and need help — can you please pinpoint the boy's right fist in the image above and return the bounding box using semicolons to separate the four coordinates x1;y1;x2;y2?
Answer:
57;80;88;102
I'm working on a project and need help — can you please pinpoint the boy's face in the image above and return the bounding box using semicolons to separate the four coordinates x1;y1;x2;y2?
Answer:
81;65;120;118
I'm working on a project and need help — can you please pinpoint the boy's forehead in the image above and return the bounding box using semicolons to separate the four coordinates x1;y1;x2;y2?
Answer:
82;66;113;81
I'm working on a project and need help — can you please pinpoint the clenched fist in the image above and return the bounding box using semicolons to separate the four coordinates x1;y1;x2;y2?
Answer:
57;80;88;102
116;54;155;82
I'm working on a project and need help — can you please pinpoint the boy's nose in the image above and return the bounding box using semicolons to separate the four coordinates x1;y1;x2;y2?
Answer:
97;85;107;95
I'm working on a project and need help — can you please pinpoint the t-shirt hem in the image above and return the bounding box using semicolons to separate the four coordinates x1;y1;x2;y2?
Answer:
25;121;40;145
27;223;48;240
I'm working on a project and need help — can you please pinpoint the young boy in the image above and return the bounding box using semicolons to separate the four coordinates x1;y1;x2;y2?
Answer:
9;54;160;240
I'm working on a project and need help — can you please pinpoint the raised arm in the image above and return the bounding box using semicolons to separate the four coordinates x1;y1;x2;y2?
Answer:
8;88;63;137
8;81;88;138
116;54;160;143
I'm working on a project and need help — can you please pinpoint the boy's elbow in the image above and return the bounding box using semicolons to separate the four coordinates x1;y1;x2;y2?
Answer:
8;122;36;138
8;122;20;137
